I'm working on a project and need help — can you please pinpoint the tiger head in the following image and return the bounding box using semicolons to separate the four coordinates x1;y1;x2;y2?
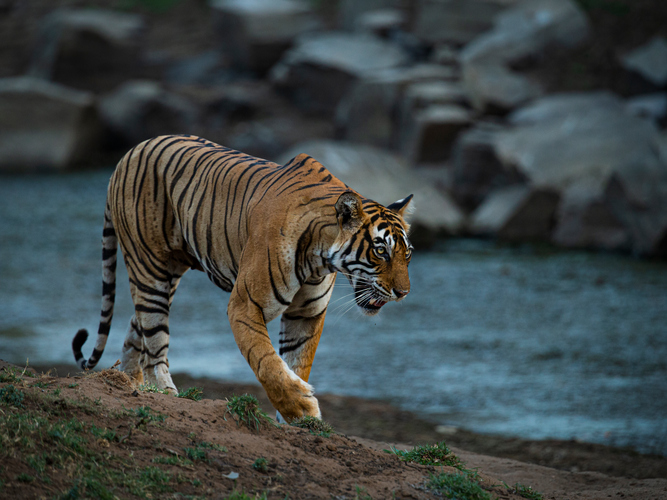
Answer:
328;191;414;316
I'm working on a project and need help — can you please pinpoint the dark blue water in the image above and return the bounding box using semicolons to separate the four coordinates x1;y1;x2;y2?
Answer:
1;170;666;455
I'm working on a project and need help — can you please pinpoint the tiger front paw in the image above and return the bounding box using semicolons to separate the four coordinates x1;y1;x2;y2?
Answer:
267;377;321;423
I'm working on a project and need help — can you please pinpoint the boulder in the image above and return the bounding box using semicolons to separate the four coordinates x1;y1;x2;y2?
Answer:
28;8;144;92
337;0;403;31
277;140;466;240
495;91;666;255
412;0;517;46
625;92;667;125
604;160;667;258
99;81;199;146
270;32;410;116
355;9;406;37
210;0;318;74
461;0;590;66
400;104;473;164
0;77;101;172
552;184;629;251
336;64;459;148
620;36;667;88
451;122;525;211
496;92;660;190
470;185;560;241
462;62;543;114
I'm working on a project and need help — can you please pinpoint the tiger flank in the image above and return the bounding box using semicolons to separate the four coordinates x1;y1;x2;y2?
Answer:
73;135;413;422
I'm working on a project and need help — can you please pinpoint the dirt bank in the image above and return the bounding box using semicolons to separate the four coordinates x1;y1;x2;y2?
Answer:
2;361;665;499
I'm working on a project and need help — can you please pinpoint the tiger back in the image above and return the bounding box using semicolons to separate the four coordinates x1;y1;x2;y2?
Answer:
73;135;413;421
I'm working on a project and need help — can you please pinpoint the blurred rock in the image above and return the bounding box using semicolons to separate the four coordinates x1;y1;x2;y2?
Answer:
495;91;666;255
99;80;198;146
413;0;516;46
0;77;101;172
28;8;144;92
431;43;460;66
625;92;667;125
278;140;466;241
210;0;318;74
605;160;667;258
470;185;559;241
620;36;667;88
553;184;629;251
451;122;525;211
461;0;590;66
165;50;228;86
355;9;406;37
400;104;473;164
270;32;410;116
496;92;660;190
336;64;459;148
337;0;403;31
462;62;543;114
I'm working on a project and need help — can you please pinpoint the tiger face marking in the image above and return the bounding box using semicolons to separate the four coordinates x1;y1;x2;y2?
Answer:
72;135;414;422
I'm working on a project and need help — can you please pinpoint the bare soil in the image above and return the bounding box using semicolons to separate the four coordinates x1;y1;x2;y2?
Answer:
2;361;665;500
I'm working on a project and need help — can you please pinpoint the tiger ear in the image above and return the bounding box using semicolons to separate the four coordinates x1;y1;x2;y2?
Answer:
387;194;414;219
335;191;365;231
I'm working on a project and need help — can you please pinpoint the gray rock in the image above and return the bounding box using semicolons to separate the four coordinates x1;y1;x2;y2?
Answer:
277;140;466;238
210;0;318;74
28;8;144;92
462;62;543;113
497;92;660;191
620;36;667;88
355;8;406;36
496;91;666;255
270;32;410;116
337;0;403;31
625;92;667;124
99;81;199;146
605;160;667;257
0;77;101;172
336;64;459;148
451;122;525;210
470;185;560;241
400;104;473;164
552;184;629;251
413;0;517;46
461;0;590;66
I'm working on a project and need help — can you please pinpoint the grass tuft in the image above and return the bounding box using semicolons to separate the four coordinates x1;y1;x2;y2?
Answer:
224;394;273;431
138;383;170;395
290;415;335;437
0;385;25;408
252;457;269;472
386;442;467;470
177;387;203;401
504;481;544;500
427;472;493;500
129;405;167;423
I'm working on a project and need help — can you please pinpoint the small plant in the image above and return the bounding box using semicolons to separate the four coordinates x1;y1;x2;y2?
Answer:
177;387;203;401
386;442;466;470
16;473;35;483
68;383;79;388
129;405;167;423
90;425;117;442
31;380;50;389
224;394;273;431
504;482;544;500
252;457;269;472
184;440;227;462
0;385;25;408
138;383;170;395
152;455;194;467
355;485;372;499
290;415;334;437
426;472;492;500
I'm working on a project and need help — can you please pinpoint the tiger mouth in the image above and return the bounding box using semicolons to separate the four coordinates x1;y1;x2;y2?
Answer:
354;286;389;315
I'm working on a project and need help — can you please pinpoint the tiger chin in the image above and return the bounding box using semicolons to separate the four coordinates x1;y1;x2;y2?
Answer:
72;135;413;423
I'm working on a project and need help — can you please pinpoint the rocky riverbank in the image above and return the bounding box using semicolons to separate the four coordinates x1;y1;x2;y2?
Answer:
1;0;666;256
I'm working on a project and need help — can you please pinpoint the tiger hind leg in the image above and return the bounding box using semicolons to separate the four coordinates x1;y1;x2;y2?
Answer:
120;316;144;385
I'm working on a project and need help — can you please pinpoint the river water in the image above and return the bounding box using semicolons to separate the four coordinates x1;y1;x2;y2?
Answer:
1;169;666;456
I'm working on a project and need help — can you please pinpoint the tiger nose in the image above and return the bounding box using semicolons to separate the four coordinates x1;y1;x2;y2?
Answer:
393;288;409;299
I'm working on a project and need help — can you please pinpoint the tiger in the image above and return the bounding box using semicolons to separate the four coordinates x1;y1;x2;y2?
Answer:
72;135;413;422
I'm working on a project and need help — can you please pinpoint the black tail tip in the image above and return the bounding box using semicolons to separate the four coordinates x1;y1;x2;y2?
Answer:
72;329;89;354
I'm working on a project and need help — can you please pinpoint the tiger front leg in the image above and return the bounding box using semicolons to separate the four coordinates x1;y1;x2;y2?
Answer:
227;284;321;422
